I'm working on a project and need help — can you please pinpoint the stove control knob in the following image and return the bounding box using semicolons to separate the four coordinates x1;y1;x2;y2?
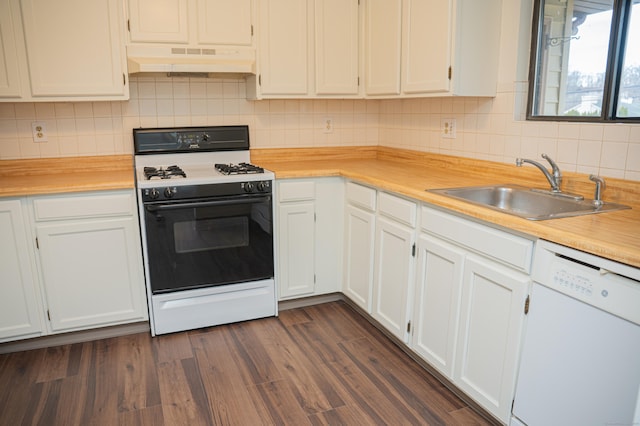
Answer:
244;182;255;193
164;187;177;198
257;181;268;192
148;188;160;200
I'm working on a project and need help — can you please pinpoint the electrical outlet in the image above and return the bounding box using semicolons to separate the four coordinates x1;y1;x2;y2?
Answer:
324;118;333;134
441;118;456;139
32;122;48;142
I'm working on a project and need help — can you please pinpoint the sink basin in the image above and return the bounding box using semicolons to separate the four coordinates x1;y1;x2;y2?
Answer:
427;184;631;220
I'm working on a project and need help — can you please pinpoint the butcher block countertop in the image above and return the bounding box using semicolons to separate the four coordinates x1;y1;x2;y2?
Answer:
1;149;638;268
251;146;640;269
0;155;135;197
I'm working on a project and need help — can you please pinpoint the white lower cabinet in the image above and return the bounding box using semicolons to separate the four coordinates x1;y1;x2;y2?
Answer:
412;233;465;378
343;182;377;311
372;215;415;342
0;199;43;342
278;199;316;298
343;204;376;311
0;190;147;343
36;217;146;332
32;191;147;334
454;254;529;422
371;192;417;343
276;178;343;300
412;206;532;423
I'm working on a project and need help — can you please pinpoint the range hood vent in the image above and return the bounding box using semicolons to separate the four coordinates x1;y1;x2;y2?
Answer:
126;45;256;75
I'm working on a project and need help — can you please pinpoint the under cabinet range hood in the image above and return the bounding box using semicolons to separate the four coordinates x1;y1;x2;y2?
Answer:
126;45;256;75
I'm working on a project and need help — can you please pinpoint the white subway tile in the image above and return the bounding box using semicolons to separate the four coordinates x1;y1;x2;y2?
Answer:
600;142;628;170
15;103;36;119
577;140;602;167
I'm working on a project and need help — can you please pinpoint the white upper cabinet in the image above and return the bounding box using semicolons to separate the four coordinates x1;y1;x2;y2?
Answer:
128;0;189;44
18;0;128;99
401;0;451;94
125;0;256;75
127;0;253;47
314;0;359;95
0;0;24;98
197;0;252;46
364;0;402;96
250;0;360;98
255;0;309;96
364;0;502;98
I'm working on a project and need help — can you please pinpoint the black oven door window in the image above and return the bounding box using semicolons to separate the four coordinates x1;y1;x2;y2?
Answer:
143;195;274;294
174;216;249;253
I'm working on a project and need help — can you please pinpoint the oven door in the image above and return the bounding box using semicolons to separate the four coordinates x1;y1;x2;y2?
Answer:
143;193;273;294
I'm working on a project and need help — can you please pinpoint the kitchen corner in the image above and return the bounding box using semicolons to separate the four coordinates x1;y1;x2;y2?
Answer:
252;146;640;269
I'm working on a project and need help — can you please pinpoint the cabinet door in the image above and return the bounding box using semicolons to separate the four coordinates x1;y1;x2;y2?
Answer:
0;200;42;342
454;254;529;423
127;0;188;43
197;0;252;46
314;0;359;95
19;0;127;98
313;178;344;295
343;204;376;312
364;0;401;96
372;216;415;342
401;0;451;94
0;0;23;98
278;202;315;298
411;234;464;378
36;218;147;332
258;0;308;95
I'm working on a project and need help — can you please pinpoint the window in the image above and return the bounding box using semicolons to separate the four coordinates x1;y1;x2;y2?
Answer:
528;0;640;122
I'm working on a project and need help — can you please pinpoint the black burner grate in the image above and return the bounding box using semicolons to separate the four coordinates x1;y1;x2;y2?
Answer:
144;165;187;180
215;162;265;175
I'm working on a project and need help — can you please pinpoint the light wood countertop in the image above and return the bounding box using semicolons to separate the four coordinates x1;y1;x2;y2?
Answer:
252;147;640;269
2;150;638;269
0;155;135;197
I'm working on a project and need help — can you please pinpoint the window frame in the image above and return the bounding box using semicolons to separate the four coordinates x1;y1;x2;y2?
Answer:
526;0;640;123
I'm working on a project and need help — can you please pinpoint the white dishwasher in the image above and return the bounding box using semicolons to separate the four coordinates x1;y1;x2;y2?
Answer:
511;240;640;426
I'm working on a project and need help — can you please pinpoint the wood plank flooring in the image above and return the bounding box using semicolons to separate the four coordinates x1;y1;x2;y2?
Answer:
0;301;493;425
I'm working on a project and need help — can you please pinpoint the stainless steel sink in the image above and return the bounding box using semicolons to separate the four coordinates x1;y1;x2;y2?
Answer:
427;184;631;220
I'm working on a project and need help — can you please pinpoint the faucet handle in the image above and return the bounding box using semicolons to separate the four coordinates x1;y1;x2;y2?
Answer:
541;154;561;175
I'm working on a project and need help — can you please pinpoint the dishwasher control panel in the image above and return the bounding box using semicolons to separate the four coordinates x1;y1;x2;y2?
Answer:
553;268;595;297
534;240;640;326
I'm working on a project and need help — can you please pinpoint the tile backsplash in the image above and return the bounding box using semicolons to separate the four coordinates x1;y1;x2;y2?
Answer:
0;75;638;181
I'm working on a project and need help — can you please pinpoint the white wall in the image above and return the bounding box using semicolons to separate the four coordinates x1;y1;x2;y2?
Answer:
0;0;638;180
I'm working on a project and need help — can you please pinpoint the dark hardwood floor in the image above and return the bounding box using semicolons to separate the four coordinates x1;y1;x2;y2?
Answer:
0;301;492;425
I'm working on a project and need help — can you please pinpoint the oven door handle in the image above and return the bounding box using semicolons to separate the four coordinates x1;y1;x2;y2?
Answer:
145;195;271;212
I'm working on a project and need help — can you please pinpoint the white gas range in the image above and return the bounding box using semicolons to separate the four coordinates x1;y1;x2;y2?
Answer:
133;125;277;335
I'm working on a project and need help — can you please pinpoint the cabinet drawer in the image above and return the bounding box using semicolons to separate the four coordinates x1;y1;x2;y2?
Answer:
346;181;376;211
378;192;417;227
33;192;134;221
278;180;316;202
421;206;533;273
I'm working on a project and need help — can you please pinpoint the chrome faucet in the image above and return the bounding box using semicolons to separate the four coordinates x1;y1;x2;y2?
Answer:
516;154;562;192
589;175;606;207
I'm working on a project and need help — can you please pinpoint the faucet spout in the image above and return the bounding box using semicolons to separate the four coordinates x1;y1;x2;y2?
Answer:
515;154;561;192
